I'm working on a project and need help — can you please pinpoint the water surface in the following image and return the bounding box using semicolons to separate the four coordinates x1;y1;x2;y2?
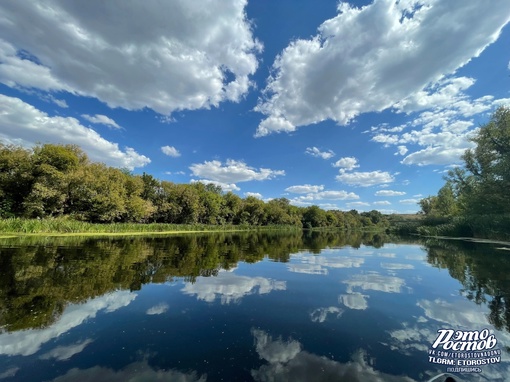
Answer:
0;232;509;381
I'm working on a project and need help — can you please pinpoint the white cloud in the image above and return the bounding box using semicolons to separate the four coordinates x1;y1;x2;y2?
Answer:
161;145;181;157
251;329;302;364
288;264;328;275
401;146;467;166
394;76;477;113
251;329;416;382
346;202;370;208
39;339;93;361
0;95;150;169
395;145;408;156
296;254;365;270
370;84;510;167
336;170;394;187
314;191;359;200
0;367;19;380
255;0;510;136
52;98;68;108
146;303;169;315
0;1;261;115
190;159;284;183
343;273;406;294
380;263;414;270
305;146;335;159
244;192;263;199
190;179;240;192
81;114;121;129
332;157;359;171
288;189;359;207
373;200;391;206
375;190;406;196
0;290;136;356
338;293;368;310
285;184;324;194
399;198;420;204
42;94;68;108
181;270;286;304
310;307;343;323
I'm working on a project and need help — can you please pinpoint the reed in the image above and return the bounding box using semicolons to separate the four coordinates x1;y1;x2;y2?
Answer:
0;217;299;235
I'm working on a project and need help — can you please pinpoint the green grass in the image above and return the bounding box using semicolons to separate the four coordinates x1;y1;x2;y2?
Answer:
0;217;300;237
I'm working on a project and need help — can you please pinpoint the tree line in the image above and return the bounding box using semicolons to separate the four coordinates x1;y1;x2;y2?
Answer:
0;142;388;230
417;106;510;239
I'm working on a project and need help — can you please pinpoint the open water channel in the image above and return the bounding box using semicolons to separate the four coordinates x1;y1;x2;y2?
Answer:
0;231;509;381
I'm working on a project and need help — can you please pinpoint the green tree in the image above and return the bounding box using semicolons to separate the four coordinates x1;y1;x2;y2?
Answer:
23;144;87;217
302;205;328;228
452;106;510;215
0;144;34;216
419;196;438;216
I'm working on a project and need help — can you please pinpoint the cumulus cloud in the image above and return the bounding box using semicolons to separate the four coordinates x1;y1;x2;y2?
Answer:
373;200;391;206
285;184;324;194
0;1;262;115
81;114;121;129
0;291;136;357
375;190;406;196
255;0;510;136
343;273;406;294
338;293;368;310
0;95;150;169
146;303;169;315
314;191;360;200
336;170;394;187
297;254;365;270
161;145;181;157
181;270;286;304
189;159;285;186
244;192;263;199
0;367;19;380
395;145;408;156
399;198;420;205
39;339;94;361
305;146;335;159
310;307;343;323
346;202;370;209
371;80;510;166
251;329;416;382
288;189;359;207
287;264;328;275
380;263;414;270
401;146;468;166
332;157;359;171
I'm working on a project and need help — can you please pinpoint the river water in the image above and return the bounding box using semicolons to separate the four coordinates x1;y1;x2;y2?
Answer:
0;231;509;381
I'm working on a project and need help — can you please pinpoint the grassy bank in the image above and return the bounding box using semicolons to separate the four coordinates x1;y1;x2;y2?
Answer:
0;217;300;237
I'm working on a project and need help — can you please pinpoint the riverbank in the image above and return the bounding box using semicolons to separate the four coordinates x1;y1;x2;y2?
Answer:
0;218;299;237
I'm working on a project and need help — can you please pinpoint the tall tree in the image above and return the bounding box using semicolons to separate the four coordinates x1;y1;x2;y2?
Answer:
448;106;510;215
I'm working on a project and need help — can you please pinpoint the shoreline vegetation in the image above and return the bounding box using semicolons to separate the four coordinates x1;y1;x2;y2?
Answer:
392;107;510;242
1;107;508;241
0;143;391;235
0;218;301;237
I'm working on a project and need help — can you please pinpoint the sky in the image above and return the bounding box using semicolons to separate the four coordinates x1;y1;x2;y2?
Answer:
1;0;509;214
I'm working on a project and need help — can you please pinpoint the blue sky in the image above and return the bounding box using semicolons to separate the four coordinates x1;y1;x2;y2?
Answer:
1;0;509;213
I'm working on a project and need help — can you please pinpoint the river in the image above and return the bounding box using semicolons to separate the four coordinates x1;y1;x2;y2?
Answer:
0;231;509;381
